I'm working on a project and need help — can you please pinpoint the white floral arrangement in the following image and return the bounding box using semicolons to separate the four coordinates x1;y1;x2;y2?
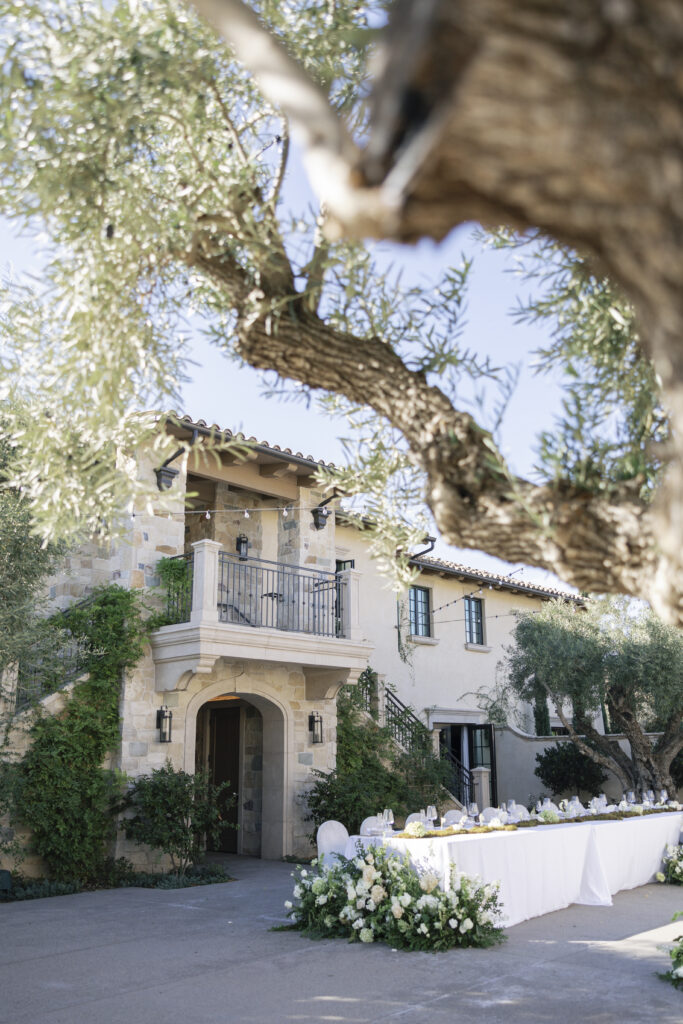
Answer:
404;821;428;838
657;843;683;886
285;845;504;951
660;911;683;989
537;809;560;824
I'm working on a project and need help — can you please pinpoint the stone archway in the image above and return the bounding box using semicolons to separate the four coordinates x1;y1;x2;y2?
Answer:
183;671;293;859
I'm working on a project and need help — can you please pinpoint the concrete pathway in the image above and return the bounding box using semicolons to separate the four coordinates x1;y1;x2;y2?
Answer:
0;856;681;1024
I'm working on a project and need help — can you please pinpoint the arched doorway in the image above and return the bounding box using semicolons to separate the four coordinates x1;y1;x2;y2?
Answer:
185;678;290;859
195;696;262;856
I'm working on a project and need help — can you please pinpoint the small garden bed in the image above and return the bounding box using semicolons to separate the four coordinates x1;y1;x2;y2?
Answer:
0;861;232;902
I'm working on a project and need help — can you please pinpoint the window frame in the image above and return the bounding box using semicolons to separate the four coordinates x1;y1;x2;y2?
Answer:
464;595;485;646
408;584;432;638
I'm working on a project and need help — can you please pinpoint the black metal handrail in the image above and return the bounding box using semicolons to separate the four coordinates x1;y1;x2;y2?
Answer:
440;745;474;807
384;689;430;751
384;689;473;806
217;552;347;637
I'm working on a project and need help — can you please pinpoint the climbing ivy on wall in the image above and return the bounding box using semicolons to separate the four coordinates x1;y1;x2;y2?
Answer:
8;586;149;882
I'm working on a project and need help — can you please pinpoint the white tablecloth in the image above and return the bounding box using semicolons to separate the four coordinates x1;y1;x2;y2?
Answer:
344;812;683;928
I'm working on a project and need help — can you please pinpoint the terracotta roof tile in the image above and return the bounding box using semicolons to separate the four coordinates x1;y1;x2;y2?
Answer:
168;413;334;468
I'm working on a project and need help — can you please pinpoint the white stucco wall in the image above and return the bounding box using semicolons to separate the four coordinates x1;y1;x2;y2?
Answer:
334;524;548;721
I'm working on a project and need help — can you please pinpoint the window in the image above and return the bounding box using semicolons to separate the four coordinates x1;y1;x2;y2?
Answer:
464;596;484;645
335;559;355;572
409;585;431;637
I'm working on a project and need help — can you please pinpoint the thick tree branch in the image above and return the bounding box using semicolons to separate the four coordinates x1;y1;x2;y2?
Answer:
223;295;677;621
547;695;631;791
189;0;683;624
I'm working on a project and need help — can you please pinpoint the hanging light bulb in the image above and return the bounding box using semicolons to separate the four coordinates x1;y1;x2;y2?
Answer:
282;507;288;518
205;510;211;520
244;509;250;519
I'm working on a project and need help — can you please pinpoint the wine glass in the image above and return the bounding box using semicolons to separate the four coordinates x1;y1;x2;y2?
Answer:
468;801;479;819
427;804;437;826
386;808;394;829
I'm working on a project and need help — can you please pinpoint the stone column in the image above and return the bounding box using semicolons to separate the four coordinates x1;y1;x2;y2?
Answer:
338;568;363;640
190;539;222;625
472;766;492;810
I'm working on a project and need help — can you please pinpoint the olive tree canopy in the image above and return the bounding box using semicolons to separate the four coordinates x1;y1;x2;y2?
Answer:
0;0;681;623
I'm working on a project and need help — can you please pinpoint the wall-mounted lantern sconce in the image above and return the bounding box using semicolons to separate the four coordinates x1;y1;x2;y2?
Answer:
311;491;338;531
308;711;323;744
236;533;250;560
154;464;180;491
156;705;173;743
154;428;199;491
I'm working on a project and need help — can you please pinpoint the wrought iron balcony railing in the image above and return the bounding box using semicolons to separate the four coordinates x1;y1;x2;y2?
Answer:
217;552;345;638
160;543;356;641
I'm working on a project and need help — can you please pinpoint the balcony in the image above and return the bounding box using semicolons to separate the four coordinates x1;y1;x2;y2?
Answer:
150;540;372;694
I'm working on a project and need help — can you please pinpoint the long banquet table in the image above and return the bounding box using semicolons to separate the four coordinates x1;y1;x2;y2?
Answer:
344;811;683;928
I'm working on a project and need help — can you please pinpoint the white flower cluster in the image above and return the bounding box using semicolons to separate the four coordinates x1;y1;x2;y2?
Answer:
285;845;503;951
657;843;683;885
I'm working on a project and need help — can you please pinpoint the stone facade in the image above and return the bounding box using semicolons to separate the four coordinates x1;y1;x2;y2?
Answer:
3;425;586;877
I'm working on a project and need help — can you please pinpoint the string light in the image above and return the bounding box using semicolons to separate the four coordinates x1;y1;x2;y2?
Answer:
243;509;250;519
205;510;211;520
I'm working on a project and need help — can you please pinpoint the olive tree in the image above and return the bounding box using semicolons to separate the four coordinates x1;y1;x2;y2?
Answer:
0;0;680;625
504;598;683;793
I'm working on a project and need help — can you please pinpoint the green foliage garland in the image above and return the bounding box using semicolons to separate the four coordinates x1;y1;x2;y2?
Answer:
9;586;148;882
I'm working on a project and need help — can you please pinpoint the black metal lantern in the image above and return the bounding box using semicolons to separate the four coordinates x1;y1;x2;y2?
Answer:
308;711;323;744
311;505;330;530
236;533;250;560
156;705;172;743
154;465;180;491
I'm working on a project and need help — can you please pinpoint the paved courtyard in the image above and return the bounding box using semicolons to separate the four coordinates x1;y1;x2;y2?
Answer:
1;856;681;1024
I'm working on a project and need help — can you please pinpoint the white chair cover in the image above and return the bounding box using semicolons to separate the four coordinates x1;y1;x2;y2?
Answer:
316;820;350;864
512;803;531;821
359;815;381;835
404;812;424;825
480;806;505;823
443;809;466;826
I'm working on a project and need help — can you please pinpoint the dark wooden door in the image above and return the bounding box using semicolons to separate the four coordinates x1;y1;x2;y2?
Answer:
209;707;240;853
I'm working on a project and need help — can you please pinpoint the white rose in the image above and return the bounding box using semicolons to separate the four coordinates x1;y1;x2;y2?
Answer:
399;893;412;907
448;918;458;929
316;894;328;906
284;900;293;909
460;918;473;933
365;898;376;912
293;885;302;898
391;903;404;919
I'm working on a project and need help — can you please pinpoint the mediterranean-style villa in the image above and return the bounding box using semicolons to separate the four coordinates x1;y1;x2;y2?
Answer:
3;416;587;871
